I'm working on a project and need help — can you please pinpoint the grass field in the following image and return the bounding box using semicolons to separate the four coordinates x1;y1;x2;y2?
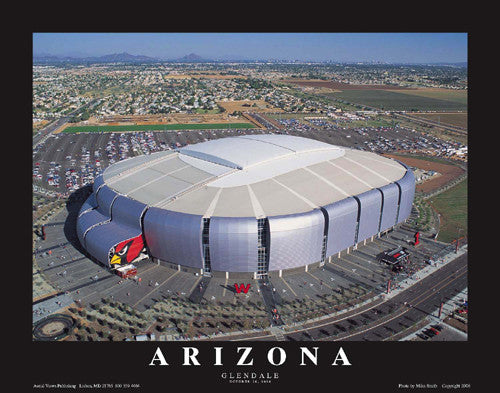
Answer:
62;122;257;133
389;88;467;105
327;89;467;112
428;179;468;243
410;112;467;129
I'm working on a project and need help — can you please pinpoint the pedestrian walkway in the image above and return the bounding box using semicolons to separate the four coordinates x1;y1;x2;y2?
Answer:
189;276;211;303
433;286;468;319
258;278;284;326
33;293;74;324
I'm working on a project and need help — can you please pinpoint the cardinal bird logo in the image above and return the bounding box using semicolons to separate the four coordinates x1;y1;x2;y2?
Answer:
110;235;144;265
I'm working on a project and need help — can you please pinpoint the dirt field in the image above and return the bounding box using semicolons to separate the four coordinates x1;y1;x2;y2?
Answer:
85;113;246;125
383;154;465;193
55;112;259;134
33;119;50;132
284;79;415;91
216;100;283;113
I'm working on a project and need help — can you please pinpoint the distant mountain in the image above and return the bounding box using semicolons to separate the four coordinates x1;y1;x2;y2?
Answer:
88;52;159;62
33;52;160;64
171;53;213;63
33;51;216;64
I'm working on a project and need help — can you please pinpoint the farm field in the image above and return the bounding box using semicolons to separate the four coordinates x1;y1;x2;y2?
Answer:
409;112;467;129
284;79;413;90
62;122;256;133
325;89;467;112
388;88;467;105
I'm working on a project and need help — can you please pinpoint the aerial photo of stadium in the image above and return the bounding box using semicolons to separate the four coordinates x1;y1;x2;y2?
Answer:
33;33;467;344
76;134;415;278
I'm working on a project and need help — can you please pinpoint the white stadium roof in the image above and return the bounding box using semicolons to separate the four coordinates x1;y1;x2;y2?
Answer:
102;135;406;218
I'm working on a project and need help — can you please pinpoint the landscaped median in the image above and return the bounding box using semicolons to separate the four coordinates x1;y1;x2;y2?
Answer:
62;122;257;133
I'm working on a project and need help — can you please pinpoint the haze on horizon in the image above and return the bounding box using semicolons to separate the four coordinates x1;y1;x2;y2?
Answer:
33;32;467;64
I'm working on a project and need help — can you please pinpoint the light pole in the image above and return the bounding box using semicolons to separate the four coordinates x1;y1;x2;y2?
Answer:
435;213;440;241
456;228;463;253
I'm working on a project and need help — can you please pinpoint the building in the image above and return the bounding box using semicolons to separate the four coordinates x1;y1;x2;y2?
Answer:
76;134;415;279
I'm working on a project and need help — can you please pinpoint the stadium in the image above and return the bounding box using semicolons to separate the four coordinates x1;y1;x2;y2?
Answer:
76;134;415;279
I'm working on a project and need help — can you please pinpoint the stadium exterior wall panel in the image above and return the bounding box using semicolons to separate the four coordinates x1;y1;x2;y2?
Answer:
396;166;416;223
378;183;400;232
84;222;141;266
323;197;359;257
209;217;258;273
111;195;147;231
78;193;98;217
92;174;105;194
143;208;203;269
76;208;110;248
268;210;324;271
355;189;383;243
95;185;119;217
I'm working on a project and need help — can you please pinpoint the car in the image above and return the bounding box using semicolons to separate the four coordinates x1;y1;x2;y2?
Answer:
423;329;436;338
431;324;443;331
429;327;440;335
416;333;429;340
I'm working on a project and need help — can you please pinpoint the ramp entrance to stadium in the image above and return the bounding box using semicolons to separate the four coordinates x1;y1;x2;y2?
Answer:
378;246;410;266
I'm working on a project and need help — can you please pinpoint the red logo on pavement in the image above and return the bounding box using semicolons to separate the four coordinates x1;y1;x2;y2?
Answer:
234;283;251;294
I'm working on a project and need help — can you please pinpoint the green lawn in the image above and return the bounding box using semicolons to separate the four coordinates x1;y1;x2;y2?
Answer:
63;122;256;133
429;179;468;243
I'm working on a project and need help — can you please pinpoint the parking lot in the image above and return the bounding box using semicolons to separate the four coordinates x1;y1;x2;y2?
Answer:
412;321;467;342
267;114;465;157
32;119;465;200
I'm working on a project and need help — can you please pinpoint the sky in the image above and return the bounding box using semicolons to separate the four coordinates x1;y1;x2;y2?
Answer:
33;33;467;63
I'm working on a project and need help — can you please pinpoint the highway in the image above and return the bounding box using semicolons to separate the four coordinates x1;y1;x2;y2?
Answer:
33;99;98;147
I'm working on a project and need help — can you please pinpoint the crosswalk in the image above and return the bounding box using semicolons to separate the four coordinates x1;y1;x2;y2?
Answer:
269;326;286;341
